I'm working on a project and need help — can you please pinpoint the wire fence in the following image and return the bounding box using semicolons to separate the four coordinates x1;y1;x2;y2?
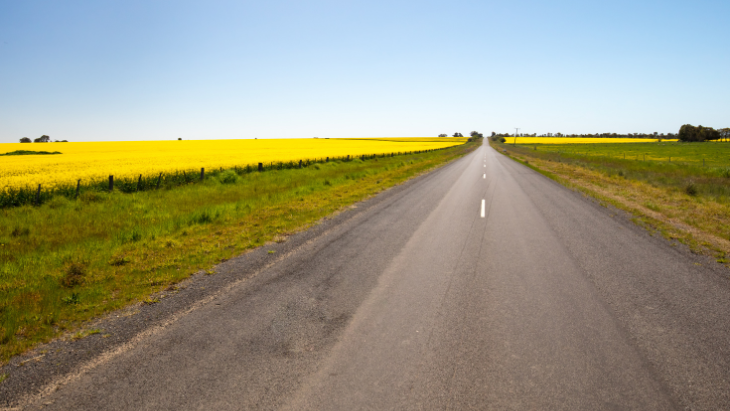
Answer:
0;149;446;209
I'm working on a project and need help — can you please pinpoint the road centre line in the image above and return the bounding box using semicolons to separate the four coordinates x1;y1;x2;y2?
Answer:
481;199;485;218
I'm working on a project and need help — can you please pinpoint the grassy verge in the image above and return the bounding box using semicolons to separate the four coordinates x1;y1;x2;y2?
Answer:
0;142;477;364
491;140;730;261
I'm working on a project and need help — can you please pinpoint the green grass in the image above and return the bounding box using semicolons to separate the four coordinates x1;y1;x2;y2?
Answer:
514;141;730;200
525;140;730;168
0;142;477;364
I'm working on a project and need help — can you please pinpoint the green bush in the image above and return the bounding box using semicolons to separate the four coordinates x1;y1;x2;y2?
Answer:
218;169;238;184
684;181;698;196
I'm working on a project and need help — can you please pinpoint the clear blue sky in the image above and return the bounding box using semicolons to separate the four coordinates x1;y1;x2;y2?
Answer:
1;0;728;142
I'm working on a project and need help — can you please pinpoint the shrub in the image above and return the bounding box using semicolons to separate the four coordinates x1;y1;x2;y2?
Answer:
218;170;238;184
79;191;106;203
109;253;130;266
130;230;142;242
62;293;81;305
11;227;30;237
61;263;86;288
684;181;698;196
47;196;70;209
190;209;217;225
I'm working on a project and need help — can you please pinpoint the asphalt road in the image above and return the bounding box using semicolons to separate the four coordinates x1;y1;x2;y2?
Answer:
26;142;730;410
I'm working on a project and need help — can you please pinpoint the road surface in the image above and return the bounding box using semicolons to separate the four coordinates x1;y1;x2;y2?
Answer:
25;142;730;410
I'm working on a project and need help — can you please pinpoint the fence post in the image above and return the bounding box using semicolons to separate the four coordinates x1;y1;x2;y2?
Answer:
200;168;205;181
156;173;162;189
75;180;81;199
299;160;302;168
258;163;263;172
136;174;142;192
36;184;41;206
109;175;114;192
347;155;350;161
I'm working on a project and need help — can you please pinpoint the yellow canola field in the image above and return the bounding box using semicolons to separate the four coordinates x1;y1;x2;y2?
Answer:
510;137;677;144
0;138;468;190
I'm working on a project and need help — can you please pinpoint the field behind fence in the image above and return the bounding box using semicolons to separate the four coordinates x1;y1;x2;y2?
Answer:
0;138;467;208
517;141;730;169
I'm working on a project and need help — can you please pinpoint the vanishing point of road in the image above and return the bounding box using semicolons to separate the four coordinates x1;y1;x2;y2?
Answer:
22;142;730;410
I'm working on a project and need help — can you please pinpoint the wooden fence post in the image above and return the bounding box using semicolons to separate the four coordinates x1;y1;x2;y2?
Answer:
109;176;114;192
299;160;302;168
200;168;205;181
75;180;81;199
258;163;263;172
36;184;41;205
136;175;142;192
156;173;162;189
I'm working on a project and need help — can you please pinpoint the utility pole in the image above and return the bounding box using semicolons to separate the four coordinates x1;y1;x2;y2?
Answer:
514;128;520;145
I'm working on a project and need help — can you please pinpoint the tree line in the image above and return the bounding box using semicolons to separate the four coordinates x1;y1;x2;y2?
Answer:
19;135;68;143
488;126;730;143
492;132;678;138
438;131;483;139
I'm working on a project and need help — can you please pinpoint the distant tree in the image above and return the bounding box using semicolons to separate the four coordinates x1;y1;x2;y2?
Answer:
438;134;448;137
700;126;720;141
33;135;50;143
19;137;31;143
678;124;720;142
452;132;463;137
719;128;730;142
